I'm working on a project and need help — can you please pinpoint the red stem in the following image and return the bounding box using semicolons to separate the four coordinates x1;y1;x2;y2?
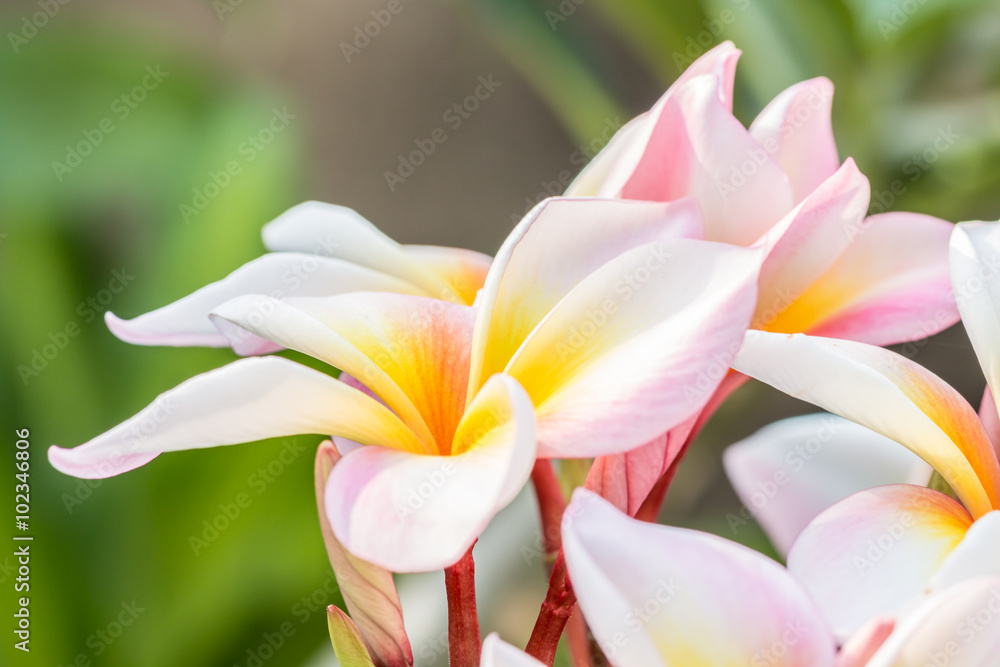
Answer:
635;371;749;523
531;459;568;558
445;542;481;667
525;550;576;666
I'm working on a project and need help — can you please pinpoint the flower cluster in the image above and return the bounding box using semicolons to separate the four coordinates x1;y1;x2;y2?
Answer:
51;42;1000;666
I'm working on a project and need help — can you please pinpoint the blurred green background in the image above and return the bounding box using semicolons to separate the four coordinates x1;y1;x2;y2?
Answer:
2;0;1000;665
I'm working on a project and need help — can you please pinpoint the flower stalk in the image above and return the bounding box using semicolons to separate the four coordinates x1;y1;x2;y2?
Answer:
444;542;481;667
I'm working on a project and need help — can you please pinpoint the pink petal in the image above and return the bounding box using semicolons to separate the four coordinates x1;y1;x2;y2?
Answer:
48;357;420;479
749;77;839;204
836;617;895;667
787;485;972;640
774;212;957;346
723;413;931;557
565;42;741;198
105;253;423;351
619;74;795;245
326;375;536;572
753;159;871;331
563;489;837;666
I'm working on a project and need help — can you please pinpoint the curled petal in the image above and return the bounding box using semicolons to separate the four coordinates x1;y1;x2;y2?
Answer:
507;240;760;458
48;357;420;479
261;201;463;302
788;485;972;640
723;413;932;557
563;489;836;667
748;77;839;204
105;253;422;351
733;331;1000;517
326;375;536;572
619;74;794;245
316;442;413;667
565;42;741;198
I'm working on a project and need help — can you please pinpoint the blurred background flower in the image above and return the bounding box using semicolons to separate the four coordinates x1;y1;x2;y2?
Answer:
1;0;999;665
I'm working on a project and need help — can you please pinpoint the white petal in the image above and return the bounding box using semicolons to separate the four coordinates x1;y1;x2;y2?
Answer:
724;413;932;557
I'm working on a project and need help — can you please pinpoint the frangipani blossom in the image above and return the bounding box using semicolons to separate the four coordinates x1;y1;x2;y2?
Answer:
725;220;1000;638
104;201;493;352
490;489;840;666
481;494;1000;667
572;42;958;515
49;198;761;573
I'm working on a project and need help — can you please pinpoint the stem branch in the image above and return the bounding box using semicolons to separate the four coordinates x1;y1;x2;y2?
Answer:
525;550;576;666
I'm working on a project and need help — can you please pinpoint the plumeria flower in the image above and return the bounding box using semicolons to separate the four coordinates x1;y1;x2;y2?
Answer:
104;201;493;352
480;491;1000;667
571;41;958;514
483;489;842;666
724;220;1000;640
48;197;761;573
